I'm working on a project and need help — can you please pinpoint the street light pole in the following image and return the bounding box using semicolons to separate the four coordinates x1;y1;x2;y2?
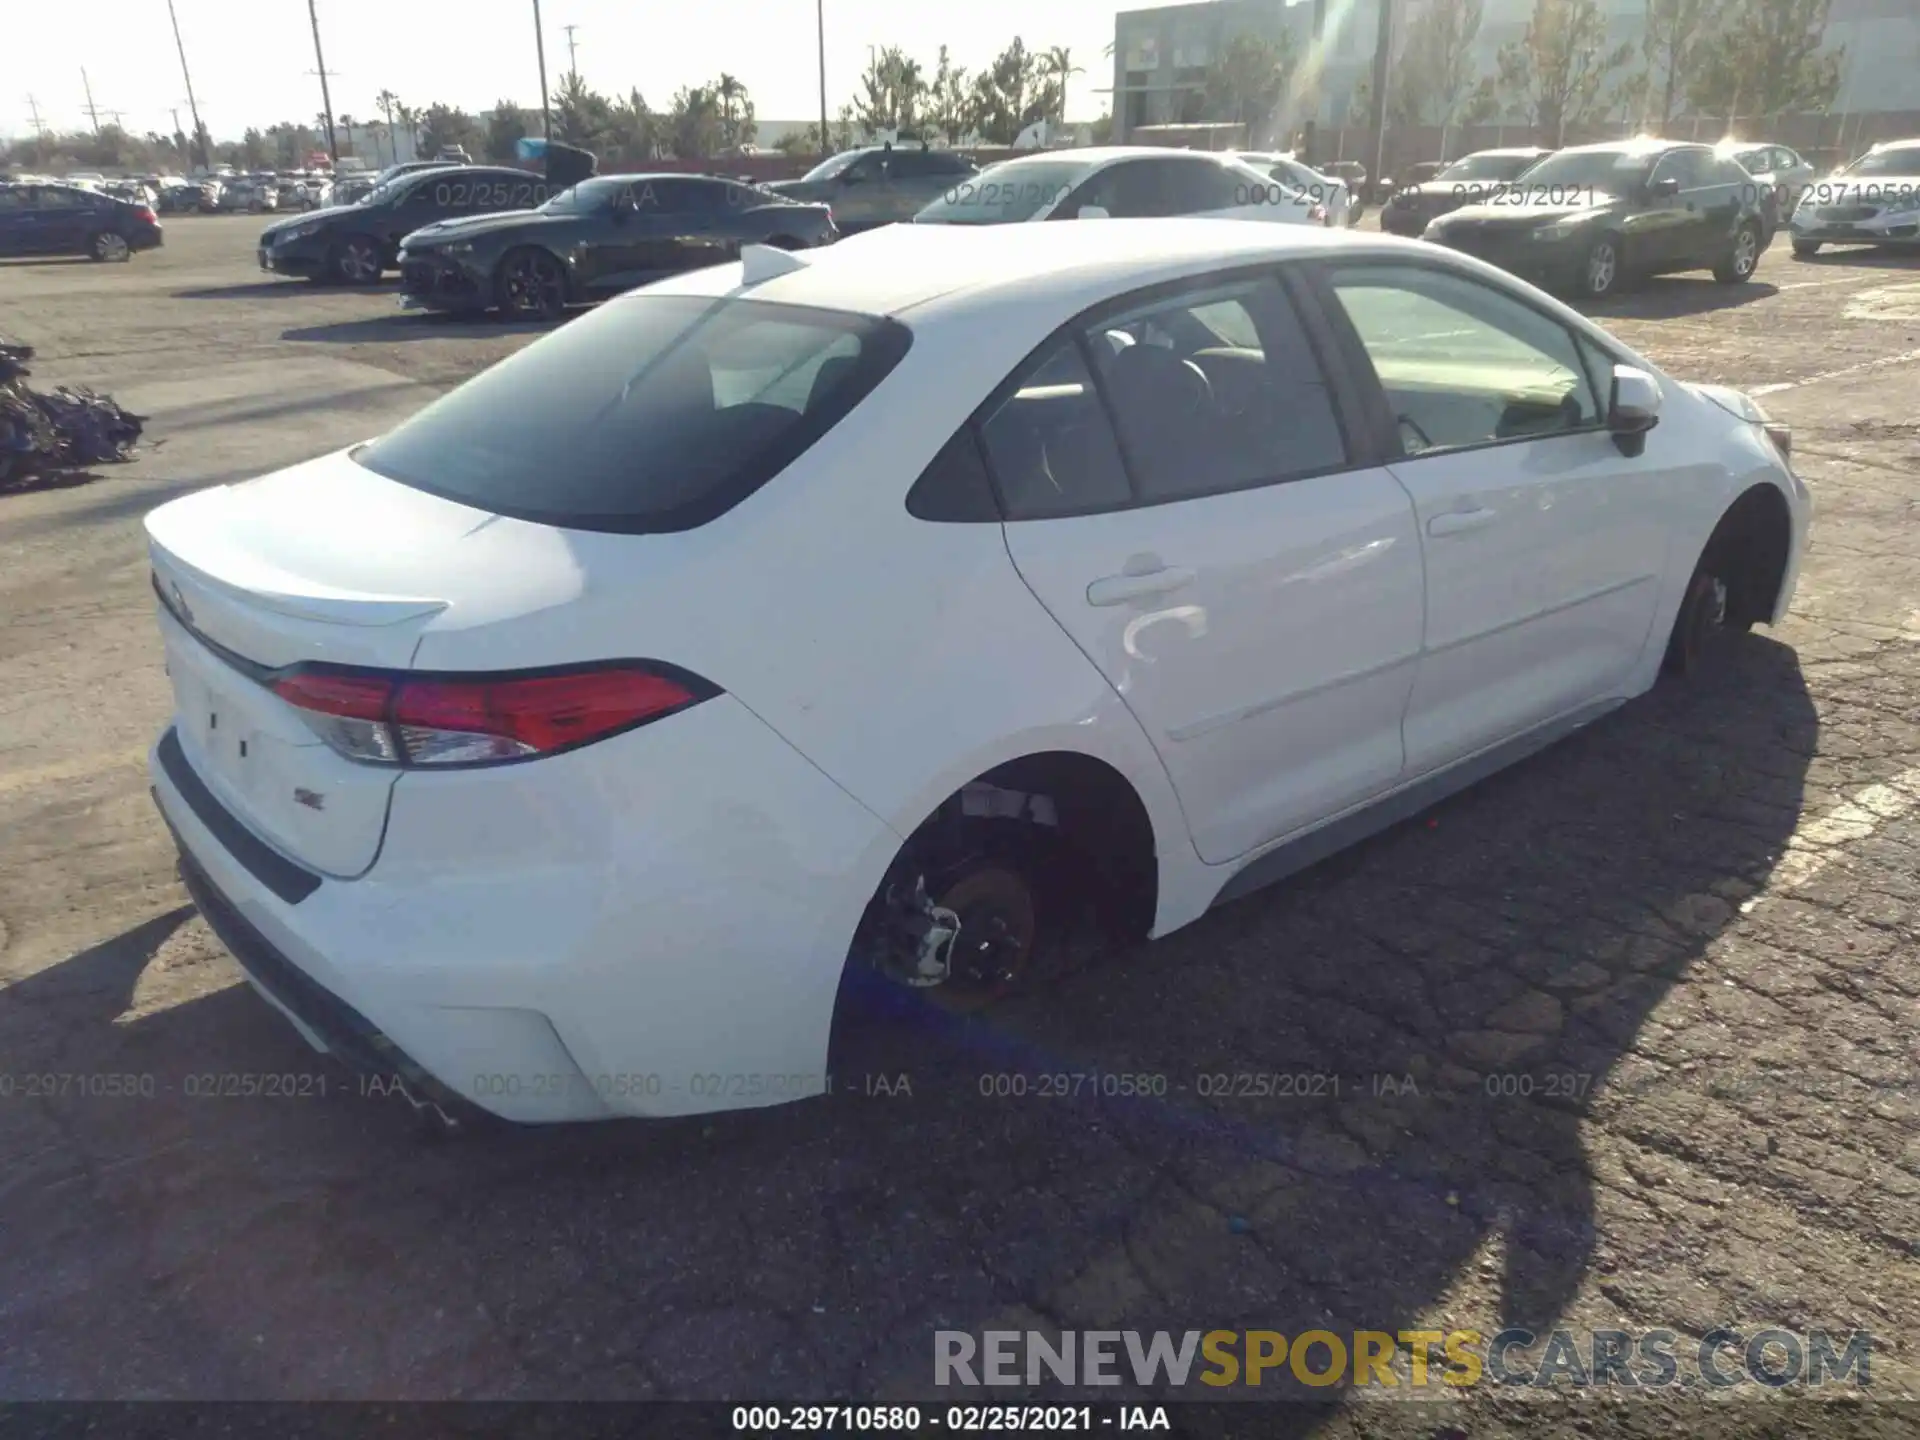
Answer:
1365;0;1393;203
532;0;553;140
817;0;830;160
307;0;338;161
165;0;208;169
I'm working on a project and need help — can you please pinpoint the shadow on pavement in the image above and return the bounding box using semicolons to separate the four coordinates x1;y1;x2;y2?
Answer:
1581;276;1782;321
173;280;400;300
280;314;559;345
0;636;1817;1404
1782;247;1920;271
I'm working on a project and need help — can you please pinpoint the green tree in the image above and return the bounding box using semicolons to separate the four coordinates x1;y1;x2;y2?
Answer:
1687;0;1842;119
241;127;268;169
1201;33;1297;144
970;38;1046;144
1640;0;1722;128
608;90;659;165
1040;46;1083;127
852;46;930;136
928;46;973;143
1496;0;1632;145
667;85;724;159
484;99;529;162
1396;0;1488;147
416;103;479;158
552;72;614;147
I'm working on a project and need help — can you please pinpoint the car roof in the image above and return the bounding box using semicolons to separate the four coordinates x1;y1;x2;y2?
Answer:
643;217;1395;320
1559;137;1703;157
1868;137;1920;152
1463;147;1551;158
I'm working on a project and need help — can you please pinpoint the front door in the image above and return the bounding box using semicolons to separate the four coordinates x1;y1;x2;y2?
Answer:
1315;260;1670;775
990;271;1425;864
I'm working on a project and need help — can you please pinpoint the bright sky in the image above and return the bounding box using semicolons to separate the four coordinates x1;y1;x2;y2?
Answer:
2;0;1122;141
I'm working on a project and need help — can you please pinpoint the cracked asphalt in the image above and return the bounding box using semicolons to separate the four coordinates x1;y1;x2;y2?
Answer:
1;217;1917;1430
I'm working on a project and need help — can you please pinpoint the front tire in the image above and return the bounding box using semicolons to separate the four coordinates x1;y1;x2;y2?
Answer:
1792;238;1822;258
493;247;569;320
1713;220;1761;283
88;231;131;263
1664;555;1752;677
328;234;385;285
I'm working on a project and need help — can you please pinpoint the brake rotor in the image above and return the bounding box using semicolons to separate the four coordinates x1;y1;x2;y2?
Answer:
928;864;1038;1013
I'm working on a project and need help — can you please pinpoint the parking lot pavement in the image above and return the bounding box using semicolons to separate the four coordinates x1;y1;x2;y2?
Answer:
1;218;1918;1414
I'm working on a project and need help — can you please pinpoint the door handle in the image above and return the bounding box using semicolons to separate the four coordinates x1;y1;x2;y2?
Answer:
1427;508;1496;537
1086;566;1196;606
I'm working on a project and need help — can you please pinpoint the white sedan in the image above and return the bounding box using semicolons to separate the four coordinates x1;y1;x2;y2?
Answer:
145;220;1808;1127
913;146;1325;226
1232;151;1354;226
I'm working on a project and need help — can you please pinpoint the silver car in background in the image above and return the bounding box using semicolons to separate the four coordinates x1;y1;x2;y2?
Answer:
1790;138;1920;256
1718;140;1816;236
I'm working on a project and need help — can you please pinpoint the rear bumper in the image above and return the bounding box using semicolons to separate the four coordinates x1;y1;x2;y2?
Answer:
148;694;900;1124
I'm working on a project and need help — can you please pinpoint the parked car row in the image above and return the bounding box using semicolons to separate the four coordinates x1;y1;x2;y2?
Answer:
144;212;1812;1125
1373;135;1920;299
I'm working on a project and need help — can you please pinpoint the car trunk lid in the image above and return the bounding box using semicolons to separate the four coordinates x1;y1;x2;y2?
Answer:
145;450;584;878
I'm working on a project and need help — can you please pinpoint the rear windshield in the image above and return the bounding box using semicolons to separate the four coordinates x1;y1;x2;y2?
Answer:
353;294;912;533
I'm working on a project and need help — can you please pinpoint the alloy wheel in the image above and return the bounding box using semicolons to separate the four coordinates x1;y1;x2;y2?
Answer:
501;252;566;320
338;239;381;284
1585;240;1617;296
93;232;130;263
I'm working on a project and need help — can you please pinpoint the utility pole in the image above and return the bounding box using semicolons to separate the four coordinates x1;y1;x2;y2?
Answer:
166;0;208;169
531;0;552;139
816;0;830;161
82;68;102;133
1365;0;1393;204
306;0;338;161
27;95;46;137
563;24;580;79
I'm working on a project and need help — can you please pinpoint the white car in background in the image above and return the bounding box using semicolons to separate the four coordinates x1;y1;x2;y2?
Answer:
145;221;1806;1129
1233;151;1354;226
913;146;1325;226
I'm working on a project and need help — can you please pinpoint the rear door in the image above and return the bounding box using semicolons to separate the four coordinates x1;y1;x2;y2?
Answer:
0;186;33;255
29;185;94;253
1312;259;1669;774
991;269;1425;864
1685;151;1748;267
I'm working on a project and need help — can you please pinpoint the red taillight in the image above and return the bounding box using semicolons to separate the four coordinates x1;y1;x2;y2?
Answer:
271;664;712;767
134;206;158;224
1310;203;1328;224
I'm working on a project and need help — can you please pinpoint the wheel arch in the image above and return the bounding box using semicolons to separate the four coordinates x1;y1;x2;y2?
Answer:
1704;480;1794;628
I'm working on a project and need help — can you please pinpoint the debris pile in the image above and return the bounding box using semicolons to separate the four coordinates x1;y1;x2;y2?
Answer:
0;335;146;491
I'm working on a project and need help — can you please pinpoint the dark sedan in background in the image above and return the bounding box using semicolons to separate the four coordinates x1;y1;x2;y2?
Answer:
1380;147;1553;236
396;173;836;318
763;142;977;233
1423;139;1769;299
257;164;561;285
0;182;162;261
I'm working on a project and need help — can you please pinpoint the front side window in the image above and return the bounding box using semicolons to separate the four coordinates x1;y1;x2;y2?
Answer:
354;294;910;533
1327;264;1602;456
1086;277;1346;503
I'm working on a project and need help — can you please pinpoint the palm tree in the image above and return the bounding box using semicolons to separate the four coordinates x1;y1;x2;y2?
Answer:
1043;45;1082;127
716;72;745;130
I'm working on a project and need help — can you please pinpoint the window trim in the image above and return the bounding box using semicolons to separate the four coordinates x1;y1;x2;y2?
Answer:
954;260;1380;524
1300;255;1621;466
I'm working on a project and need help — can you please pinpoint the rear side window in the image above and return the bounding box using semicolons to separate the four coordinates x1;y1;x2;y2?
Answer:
977;342;1132;519
354;295;911;533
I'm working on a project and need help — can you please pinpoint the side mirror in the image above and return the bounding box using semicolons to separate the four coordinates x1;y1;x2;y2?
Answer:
1648;175;1681;199
1608;365;1662;457
1077;204;1110;220
611;193;638;220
